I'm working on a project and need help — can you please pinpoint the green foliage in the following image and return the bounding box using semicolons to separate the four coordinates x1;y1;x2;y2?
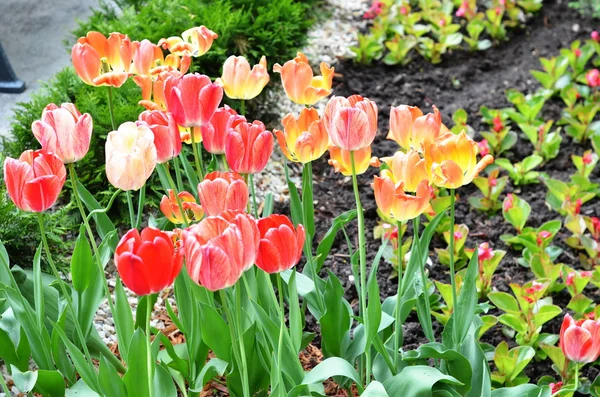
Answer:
568;0;600;19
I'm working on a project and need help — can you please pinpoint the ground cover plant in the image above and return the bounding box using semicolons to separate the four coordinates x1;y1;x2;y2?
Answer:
1;1;600;396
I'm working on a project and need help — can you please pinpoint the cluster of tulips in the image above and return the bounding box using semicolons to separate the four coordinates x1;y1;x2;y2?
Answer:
2;23;599;397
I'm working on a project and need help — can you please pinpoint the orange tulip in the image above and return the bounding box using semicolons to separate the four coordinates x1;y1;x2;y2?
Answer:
165;73;223;128
324;95;378;151
197;171;249;216
138;70;181;111
183;211;259;291
32;103;93;164
160;189;204;224
202;106;246;155
328;146;378;176
4;150;66;212
105;122;157;191
225;121;273;174
560;314;600;363
273;52;334;105
379;150;429;192
138;110;182;163
159;26;218;57
388;106;444;151
71;31;133;87
216;55;270;100
274;108;329;163
373;176;431;222
425;131;494;189
256;215;305;274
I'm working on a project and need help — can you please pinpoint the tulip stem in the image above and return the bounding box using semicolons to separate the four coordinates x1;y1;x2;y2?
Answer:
172;156;185;192
136;184;146;229
145;296;154;397
448;189;458;344
219;290;247;396
36;213;95;373
162;163;189;228
394;220;405;370
249;173;259;218
552;364;578;396
126;190;136;229
350;151;371;385
190;128;205;180
85;188;122;223
240;99;245;116
221;154;229;171
276;273;285;383
235;284;251;397
107;86;116;131
415;216;434;342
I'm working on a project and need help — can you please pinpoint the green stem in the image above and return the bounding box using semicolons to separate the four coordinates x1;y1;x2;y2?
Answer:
85;189;121;223
448;189;458;343
36;213;95;370
249;173;259;218
162;163;189;228
107;86;116;131
173;156;185;192
393;221;405;370
415;217;434;341
126;191;136;229
235;286;251;397
276;273;285;379
190;128;204;180
221;154;229;171
552;363;578;396
135;184;146;229
145;296;154;397
349;151;370;385
240;99;245;116
0;365;11;395
219;290;245;394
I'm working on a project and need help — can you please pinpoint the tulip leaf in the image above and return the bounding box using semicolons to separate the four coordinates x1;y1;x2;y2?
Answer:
315;209;357;272
302;357;364;394
98;356;127;397
75;181;118;249
123;329;151;397
33;243;44;330
190;358;229;391
320;272;352;358
383;366;463;397
452;250;479;347
113;278;134;362
285;163;303;227
51;309;76;385
153;363;177;397
302;162;315;239
65;379;100;396
11;365;38;393
33;369;68;397
71;225;94;294
199;302;232;362
362;381;390;397
288;270;302;353
491;384;550;396
178;152;200;195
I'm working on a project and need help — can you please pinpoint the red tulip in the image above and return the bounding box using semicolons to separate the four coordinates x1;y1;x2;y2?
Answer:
32;103;93;164
256;215;305;274
559;314;600;363
201;106;246;154
324;95;378;151
197;171;249;216
138;110;182;163
115;227;183;295
225;121;273;174
183;211;259;291
165;73;223;128
4;150;66;212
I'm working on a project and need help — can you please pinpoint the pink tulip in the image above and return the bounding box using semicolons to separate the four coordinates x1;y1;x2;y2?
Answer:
225;121;273;174
165;73;223;128
256;215;305;274
560;314;600;363
324;95;378;151
138;110;182;163
197;171;249;216
202;106;246;154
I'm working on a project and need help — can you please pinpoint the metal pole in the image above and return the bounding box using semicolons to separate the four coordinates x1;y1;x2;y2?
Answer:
0;41;25;94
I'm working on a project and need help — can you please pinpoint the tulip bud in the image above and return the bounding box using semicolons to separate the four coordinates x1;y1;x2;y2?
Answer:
256;215;305;273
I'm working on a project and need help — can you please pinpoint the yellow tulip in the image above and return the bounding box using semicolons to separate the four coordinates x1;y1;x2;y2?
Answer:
372;175;431;222
275;108;329;163
216;55;270;100
379;150;429;192
328;146;378;176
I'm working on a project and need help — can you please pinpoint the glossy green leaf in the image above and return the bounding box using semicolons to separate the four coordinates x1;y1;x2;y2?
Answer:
11;365;37;393
98;356;127;397
191;358;229;391
302;357;364;393
452;251;479;346
153;363;177;397
383;366;463;397
488;292;520;313
315;210;357;272
123;329;151;397
71;225;94;293
33;369;67;397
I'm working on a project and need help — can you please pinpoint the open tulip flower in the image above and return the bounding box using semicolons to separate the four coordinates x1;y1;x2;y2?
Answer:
225;120;274;174
159;26;218;58
273;52;334;105
183;211;259;291
275;107;329;163
165;73;223;128
160;189;204;224
31;103;92;164
560;314;600;363
256;215;305;273
115;227;184;296
202;106;246;155
71;31;133;87
138;70;182;111
105;121;157;191
328;146;377;176
216;55;270;100
197;171;249;216
324;95;378;151
379;150;430;192
373;175;432;222
425;131;495;189
387;105;445;151
4;150;66;212
138;110;182;163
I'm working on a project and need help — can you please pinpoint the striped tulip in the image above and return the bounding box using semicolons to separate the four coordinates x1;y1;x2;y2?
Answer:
165;73;223;128
197;171;249;216
225;121;273;174
560;314;600;363
324;95;378;151
273;52;334;105
256;215;305;273
202;106;246;155
328;146;377;176
138;110;181;163
216;55;270;100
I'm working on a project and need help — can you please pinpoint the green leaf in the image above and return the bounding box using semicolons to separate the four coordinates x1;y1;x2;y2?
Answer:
113;278;134;362
488;292;520;313
178;153;200;195
315;210;357;272
123;329;151;397
33;244;44;330
497;314;527;335
302;162;315;239
533;305;561;327
71;225;94;293
51;309;76;385
286;164;303;227
153;363;177;397
288;270;302;353
98;356;127;397
33;369;67;397
319;273;352;358
75;181;117;246
302;357;363;393
491;384;550;396
200;302;232;362
452;251;479;346
11;365;38;393
65;379;101;396
383;366;463;397
191;358;229;391
363;381;389;397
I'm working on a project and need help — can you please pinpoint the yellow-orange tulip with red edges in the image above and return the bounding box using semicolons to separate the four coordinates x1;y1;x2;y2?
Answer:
373;176;431;222
275;108;329;163
160;189;204;224
273;52;334;105
387;106;444;151
158;26;218;57
379;150;429;192
138;70;181;111
216;55;270;100
328;146;378;176
425;131;495;189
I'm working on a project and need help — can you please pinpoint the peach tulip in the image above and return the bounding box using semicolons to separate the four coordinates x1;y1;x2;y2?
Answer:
273;52;334;105
115;227;183;295
4;150;66;212
105;122;157;191
275;107;329;163
373;175;431;222
388;105;443;151
71;31;133;87
197;171;249;216
324;95;378;151
138;110;182;163
138;70;181;111
256;215;305;274
425;131;495;189
560;314;600;363
216;55;270;100
202;106;246;155
183;211;259;291
159;26;218;57
160;189;204;224
32;103;93;164
165;73;223;128
379;150;429;192
328;146;378;176
225;121;273;174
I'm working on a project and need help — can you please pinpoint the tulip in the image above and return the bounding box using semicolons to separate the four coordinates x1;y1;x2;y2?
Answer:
225;121;273;174
586;69;600;87
202;106;246;155
273;52;334;105
160;189;204;224
425;131;495;189
387;105;423;149
130;39;164;77
559;314;600;363
216;55;270;100
183;211;259;291
328;146;377;176
115;227;183;295
159;26;218;57
31;103;93;164
379;150;429;192
4;150;66;212
71;31;133;87
324;95;378;151
197;171;249;216
138;70;181;111
105;122;157;191
256;215;305;273
138;110;182;163
165;73;223;128
373;175;431;222
274;107;329;163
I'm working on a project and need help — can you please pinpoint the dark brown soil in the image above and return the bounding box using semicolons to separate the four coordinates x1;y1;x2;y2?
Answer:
280;0;600;389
